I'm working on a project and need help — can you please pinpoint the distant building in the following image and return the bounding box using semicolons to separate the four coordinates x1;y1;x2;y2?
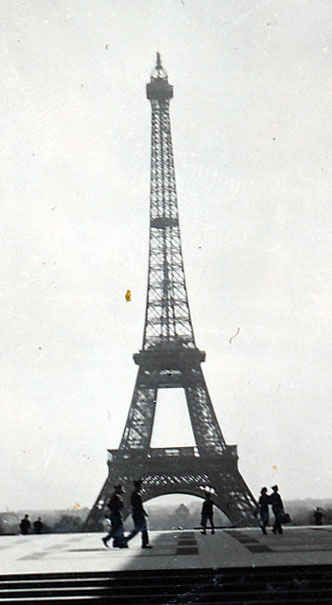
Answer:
0;512;19;534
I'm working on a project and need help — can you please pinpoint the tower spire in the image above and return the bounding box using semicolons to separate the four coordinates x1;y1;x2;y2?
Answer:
150;51;167;80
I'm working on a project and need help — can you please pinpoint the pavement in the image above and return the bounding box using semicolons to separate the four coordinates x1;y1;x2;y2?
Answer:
0;526;332;576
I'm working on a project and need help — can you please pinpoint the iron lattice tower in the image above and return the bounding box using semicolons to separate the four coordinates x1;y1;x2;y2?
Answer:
86;54;257;528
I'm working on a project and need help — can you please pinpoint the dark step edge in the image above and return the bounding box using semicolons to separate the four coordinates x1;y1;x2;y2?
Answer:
2;574;332;589
1;563;332;582
0;597;331;605
2;587;332;599
3;579;332;591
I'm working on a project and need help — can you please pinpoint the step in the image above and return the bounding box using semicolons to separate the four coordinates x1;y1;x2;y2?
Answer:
1;565;332;604
1;598;332;605
1;587;332;602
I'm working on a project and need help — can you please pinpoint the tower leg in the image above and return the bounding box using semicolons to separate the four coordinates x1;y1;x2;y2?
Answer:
184;368;226;455
118;369;157;451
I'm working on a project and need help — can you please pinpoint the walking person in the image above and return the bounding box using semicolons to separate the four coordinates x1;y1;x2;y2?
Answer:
270;484;284;535
201;492;215;535
258;487;270;535
313;507;324;526
19;514;31;535
102;484;127;548
33;517;44;534
125;480;152;549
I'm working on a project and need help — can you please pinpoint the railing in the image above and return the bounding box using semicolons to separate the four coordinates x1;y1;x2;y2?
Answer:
107;444;238;462
150;446;200;458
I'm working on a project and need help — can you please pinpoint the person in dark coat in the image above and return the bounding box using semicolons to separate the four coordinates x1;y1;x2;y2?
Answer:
313;507;324;525
19;514;31;535
33;517;44;534
201;492;215;535
258;487;269;535
270;484;284;534
102;484;127;548
125;480;152;549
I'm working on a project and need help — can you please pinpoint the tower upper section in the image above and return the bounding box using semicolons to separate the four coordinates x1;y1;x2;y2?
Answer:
140;53;200;355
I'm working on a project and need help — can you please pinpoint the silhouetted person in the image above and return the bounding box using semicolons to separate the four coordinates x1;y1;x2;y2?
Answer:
102;484;126;548
19;514;31;535
33;517;43;534
125;480;152;549
270;485;284;534
258;487;269;535
201;492;215;535
313;507;324;525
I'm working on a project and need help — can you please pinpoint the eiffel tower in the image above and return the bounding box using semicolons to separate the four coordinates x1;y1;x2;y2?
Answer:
86;54;257;529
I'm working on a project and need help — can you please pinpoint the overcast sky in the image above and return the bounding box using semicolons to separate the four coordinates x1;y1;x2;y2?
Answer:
1;0;332;512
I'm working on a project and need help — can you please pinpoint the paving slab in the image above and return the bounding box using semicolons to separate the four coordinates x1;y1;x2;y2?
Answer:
0;526;331;576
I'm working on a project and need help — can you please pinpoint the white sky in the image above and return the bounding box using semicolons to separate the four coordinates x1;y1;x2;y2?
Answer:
1;0;332;511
